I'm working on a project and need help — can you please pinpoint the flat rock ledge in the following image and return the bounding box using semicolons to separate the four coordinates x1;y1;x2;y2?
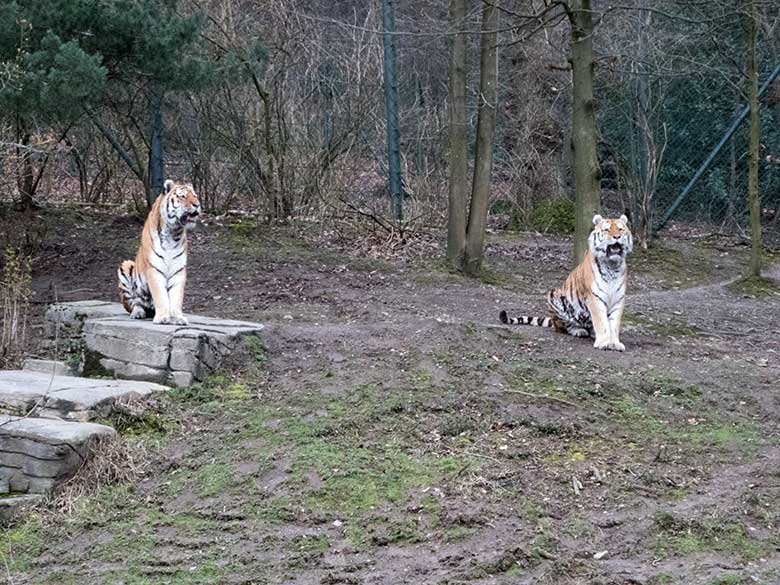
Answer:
46;301;265;387
0;415;116;495
0;494;43;524
0;370;168;422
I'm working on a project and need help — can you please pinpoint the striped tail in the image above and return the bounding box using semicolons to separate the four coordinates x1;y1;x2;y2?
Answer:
118;260;136;314
499;310;552;328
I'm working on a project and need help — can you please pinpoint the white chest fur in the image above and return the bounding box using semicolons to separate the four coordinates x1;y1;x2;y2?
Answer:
150;228;187;281
591;259;626;315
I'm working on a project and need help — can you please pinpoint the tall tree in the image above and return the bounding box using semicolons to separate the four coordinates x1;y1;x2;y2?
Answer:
746;0;762;277
1;0;220;209
381;0;403;221
0;2;107;209
566;0;601;264
82;0;216;206
463;0;499;276
446;0;468;269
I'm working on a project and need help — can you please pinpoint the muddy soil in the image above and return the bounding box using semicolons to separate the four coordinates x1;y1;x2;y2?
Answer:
2;208;780;585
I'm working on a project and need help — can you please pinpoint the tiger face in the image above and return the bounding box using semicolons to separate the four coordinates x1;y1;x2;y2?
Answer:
162;180;201;229
589;214;633;263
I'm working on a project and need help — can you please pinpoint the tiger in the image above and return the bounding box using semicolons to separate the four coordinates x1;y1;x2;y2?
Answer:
117;180;201;325
500;214;633;351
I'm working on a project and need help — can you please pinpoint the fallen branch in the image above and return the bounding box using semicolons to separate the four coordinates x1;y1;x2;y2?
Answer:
501;389;577;407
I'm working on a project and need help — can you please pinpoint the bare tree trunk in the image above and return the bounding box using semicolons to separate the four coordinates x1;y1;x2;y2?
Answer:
568;0;601;264
463;0;499;276
16;133;35;211
634;2;651;250
148;84;165;205
446;0;468;269
382;0;403;222
747;0;762;277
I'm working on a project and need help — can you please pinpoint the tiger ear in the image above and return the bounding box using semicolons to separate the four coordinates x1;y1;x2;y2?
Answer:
164;179;174;194
592;214;603;226
619;214;628;225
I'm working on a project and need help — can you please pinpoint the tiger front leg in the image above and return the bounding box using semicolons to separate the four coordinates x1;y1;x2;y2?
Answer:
587;297;616;351
167;271;188;326
148;271;172;325
606;301;625;352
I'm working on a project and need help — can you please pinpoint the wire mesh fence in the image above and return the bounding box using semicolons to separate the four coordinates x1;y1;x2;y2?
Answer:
596;26;780;246
2;1;779;253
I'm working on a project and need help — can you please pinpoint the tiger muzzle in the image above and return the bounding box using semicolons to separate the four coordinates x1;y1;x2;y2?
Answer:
181;209;200;225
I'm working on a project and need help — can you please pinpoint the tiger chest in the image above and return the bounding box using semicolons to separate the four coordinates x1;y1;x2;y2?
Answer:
591;272;625;315
150;232;187;280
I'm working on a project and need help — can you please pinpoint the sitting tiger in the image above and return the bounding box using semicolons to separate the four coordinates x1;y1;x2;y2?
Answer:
500;214;633;351
117;180;201;325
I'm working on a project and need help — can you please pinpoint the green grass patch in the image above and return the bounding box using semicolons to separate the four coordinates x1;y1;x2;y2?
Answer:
611;393;763;455
169;373;251;406
622;312;699;337
296;443;461;516
414;258;513;287
653;511;772;561
234;384;476;528
243;334;269;365
1;515;46;572
727;276;780;298
292;533;330;555
708;576;752;585
193;462;243;497
631;243;716;289
635;373;702;402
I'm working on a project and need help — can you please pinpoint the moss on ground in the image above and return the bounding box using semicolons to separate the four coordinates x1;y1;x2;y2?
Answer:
727;276;780;298
652;511;774;561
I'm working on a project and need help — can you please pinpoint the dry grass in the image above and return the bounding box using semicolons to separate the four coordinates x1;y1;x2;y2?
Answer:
50;434;147;516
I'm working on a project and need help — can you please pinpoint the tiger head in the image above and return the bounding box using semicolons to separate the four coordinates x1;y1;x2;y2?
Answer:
162;179;201;229
589;214;633;263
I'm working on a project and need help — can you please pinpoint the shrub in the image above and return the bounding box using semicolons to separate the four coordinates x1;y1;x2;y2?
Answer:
528;198;576;234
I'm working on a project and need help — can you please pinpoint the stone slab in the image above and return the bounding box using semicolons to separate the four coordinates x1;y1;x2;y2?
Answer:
45;300;128;339
0;494;43;525
0;370;169;421
0;415;116;494
58;301;266;386
23;359;78;377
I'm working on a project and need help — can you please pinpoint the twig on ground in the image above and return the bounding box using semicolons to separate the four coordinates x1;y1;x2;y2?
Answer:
465;451;502;465
501;389;577;407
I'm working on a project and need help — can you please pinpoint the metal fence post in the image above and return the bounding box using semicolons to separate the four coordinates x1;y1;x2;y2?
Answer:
381;0;403;222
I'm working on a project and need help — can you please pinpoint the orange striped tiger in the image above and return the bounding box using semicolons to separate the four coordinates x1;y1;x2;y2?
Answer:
117;180;201;325
500;214;633;351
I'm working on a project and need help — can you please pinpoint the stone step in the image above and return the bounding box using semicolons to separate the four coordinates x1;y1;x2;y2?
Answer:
0;370;169;422
0;494;43;525
23;358;78;377
46;301;265;387
0;416;116;494
45;300;127;339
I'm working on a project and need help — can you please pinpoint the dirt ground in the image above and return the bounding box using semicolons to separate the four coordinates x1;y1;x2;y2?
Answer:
2;207;780;585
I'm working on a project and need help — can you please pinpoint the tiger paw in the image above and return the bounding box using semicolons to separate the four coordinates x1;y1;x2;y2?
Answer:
153;315;172;325
594;340;625;352
171;316;189;326
129;307;146;319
